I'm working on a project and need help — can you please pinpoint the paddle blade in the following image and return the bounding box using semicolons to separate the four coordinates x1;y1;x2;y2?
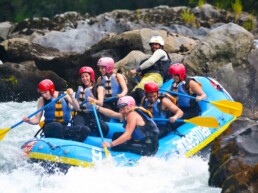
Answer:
184;117;219;128
210;100;243;117
39;121;45;128
0;128;11;141
104;147;110;158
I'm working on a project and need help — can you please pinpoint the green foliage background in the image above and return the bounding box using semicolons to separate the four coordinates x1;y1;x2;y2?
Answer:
0;0;257;22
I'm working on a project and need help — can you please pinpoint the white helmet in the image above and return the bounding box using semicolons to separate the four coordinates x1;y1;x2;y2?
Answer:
149;35;164;46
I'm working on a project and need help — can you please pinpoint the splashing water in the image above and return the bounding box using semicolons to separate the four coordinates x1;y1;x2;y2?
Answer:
0;101;221;193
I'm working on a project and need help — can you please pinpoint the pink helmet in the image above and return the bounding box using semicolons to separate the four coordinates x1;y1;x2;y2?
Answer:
97;57;115;73
79;66;95;82
168;63;186;81
117;96;136;108
38;79;55;96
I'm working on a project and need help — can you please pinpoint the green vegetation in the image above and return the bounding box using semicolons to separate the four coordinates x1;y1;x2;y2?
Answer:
232;0;242;21
2;76;18;85
188;0;257;16
198;0;206;8
136;9;141;21
0;0;257;22
242;16;255;31
181;9;197;27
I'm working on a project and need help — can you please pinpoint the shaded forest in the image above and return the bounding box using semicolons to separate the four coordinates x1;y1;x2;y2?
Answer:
1;0;258;22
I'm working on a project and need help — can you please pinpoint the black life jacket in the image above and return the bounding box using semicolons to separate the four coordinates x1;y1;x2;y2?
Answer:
123;107;159;141
140;50;172;82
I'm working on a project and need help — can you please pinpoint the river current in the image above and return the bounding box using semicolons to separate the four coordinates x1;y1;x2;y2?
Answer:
0;101;221;193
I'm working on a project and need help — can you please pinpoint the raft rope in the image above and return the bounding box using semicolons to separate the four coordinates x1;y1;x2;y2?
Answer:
22;138;105;152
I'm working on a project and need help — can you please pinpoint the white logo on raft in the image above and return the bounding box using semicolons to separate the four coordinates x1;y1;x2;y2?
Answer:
172;126;212;152
91;147;103;161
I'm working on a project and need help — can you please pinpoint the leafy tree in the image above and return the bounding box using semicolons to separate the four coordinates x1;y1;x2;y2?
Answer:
0;0;257;22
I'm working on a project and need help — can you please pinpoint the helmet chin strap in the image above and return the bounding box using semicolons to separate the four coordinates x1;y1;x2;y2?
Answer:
106;73;112;77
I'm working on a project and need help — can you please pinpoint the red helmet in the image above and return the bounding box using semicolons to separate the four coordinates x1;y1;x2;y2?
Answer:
79;66;95;82
144;82;159;93
117;96;136;109
38;79;55;95
97;57;115;74
168;63;186;81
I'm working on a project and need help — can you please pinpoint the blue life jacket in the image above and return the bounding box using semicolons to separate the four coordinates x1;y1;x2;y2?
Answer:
143;96;167;127
44;93;71;124
75;85;95;112
100;74;122;98
173;78;199;110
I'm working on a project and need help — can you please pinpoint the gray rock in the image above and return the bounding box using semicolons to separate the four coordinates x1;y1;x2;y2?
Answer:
208;118;258;193
0;61;66;102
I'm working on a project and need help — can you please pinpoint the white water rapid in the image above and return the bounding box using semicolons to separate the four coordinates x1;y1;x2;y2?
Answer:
0;101;221;193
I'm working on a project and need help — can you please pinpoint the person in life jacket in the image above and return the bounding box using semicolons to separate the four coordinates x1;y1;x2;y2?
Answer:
96;57;128;111
72;66;109;137
141;82;183;138
94;96;159;156
129;35;171;104
168;63;207;120
23;79;90;142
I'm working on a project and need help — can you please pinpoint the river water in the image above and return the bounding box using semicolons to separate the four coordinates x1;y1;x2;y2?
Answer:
0;101;221;193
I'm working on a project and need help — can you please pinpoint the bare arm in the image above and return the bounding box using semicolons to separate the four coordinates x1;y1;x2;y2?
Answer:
189;80;207;102
116;73;128;98
97;105;121;120
88;86;105;106
162;97;183;123
102;112;137;148
97;76;101;85
66;88;80;110
23;98;44;125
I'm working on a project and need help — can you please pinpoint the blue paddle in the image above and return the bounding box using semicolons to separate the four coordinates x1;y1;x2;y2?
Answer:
79;96;117;108
104;96;117;103
0;93;66;141
91;104;110;158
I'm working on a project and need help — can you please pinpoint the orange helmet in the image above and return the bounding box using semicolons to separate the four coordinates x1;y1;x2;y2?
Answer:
38;79;55;95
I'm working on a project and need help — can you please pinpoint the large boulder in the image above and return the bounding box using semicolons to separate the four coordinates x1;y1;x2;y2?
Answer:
183;23;254;112
183;23;253;74
0;21;13;41
209;118;258;193
0;61;66;102
0;38;81;85
86;28;194;90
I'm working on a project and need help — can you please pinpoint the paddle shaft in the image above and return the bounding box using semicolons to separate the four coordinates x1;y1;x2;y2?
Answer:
79;97;117;108
11;93;66;129
159;89;199;101
92;104;104;140
103;96;117;103
92;104;110;158
159;89;241;112
153;118;184;123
